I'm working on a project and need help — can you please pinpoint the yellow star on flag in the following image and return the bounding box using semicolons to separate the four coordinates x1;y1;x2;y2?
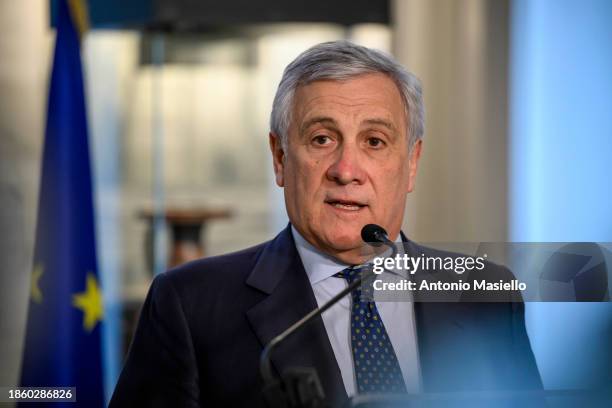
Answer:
72;273;104;332
31;263;44;304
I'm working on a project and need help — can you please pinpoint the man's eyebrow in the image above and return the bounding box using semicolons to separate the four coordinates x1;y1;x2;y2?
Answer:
300;116;338;133
299;116;398;134
362;118;397;132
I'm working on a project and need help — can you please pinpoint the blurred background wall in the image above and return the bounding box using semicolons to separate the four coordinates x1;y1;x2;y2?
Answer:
395;0;510;242
509;0;612;391
0;0;610;402
0;0;52;392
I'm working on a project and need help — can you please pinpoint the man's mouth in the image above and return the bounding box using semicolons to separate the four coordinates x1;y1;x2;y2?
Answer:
325;199;367;211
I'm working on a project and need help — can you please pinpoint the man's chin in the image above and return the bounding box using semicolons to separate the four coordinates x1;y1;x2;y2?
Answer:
319;232;370;263
322;228;361;246
331;248;371;266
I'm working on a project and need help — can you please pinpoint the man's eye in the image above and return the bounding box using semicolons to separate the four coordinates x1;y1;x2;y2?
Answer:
367;137;385;148
312;135;331;145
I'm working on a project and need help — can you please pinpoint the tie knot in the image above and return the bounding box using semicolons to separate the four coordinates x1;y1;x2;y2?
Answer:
335;265;367;284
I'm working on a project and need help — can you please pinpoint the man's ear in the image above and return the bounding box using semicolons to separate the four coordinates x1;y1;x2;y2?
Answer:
269;132;285;187
407;139;422;193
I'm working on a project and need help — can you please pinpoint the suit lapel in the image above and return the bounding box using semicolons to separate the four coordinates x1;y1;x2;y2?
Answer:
401;235;472;392
245;225;348;406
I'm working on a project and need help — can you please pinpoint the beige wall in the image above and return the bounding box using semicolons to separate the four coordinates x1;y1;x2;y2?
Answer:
393;0;510;242
0;0;52;388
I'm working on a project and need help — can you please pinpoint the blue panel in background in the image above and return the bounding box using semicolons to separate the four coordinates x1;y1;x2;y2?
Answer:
510;0;612;391
50;0;153;28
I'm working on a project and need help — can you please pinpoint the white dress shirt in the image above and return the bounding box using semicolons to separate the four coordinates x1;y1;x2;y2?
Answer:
291;226;421;396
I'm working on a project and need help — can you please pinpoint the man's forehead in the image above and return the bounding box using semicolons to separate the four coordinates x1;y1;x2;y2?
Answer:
292;74;407;131
295;74;401;101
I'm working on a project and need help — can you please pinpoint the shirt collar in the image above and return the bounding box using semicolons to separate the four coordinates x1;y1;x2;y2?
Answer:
291;225;407;285
292;226;348;285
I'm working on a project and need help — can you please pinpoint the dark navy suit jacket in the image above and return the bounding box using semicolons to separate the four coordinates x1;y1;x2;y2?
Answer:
109;225;542;407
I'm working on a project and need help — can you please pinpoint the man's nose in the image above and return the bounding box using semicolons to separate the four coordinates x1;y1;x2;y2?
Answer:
326;143;367;185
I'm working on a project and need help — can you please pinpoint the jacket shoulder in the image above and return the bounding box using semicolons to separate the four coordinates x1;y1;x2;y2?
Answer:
149;240;272;318
163;240;269;286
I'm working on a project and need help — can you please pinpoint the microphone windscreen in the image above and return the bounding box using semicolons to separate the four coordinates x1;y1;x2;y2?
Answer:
361;224;387;244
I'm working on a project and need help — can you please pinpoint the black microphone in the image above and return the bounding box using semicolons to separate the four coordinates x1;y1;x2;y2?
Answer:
361;224;398;258
259;224;395;407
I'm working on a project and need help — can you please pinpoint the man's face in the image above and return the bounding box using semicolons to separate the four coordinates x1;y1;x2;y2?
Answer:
270;73;422;264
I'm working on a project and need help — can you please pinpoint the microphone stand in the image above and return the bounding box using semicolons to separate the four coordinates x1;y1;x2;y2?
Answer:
261;275;371;408
260;238;398;408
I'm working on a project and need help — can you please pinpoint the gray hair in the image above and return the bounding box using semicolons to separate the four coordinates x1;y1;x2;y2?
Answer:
270;40;424;150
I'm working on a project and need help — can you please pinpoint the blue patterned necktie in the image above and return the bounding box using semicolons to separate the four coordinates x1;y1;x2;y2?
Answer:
335;266;407;394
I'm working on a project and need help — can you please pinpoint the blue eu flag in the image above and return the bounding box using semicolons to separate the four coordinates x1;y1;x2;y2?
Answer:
20;0;104;406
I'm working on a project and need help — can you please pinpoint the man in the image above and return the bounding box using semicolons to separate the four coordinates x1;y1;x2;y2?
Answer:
110;41;542;407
